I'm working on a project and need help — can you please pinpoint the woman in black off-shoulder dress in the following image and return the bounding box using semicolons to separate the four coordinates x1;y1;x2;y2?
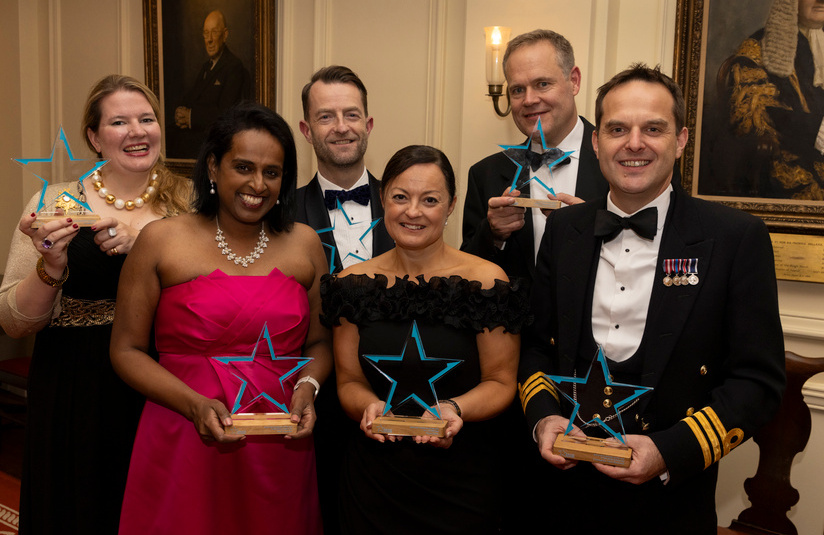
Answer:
322;145;529;535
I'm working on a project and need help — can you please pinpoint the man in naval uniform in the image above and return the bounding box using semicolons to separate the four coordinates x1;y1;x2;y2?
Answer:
519;64;785;534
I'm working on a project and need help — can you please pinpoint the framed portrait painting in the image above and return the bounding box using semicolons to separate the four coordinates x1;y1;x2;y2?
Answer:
674;0;824;234
143;0;276;177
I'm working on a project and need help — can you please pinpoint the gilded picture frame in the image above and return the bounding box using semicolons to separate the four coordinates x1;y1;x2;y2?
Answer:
674;0;824;234
143;0;277;177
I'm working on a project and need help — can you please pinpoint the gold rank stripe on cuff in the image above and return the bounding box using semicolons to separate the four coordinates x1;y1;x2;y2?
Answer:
681;407;745;469
519;372;559;410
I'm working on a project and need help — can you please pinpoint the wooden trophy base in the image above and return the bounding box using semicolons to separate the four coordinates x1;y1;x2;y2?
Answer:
552;434;632;468
225;413;297;435
510;198;562;210
32;213;101;229
371;416;447;437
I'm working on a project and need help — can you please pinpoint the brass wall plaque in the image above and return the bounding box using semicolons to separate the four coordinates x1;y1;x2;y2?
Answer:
770;234;824;284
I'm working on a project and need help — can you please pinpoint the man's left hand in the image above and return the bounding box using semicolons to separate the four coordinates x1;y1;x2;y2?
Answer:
593;434;666;485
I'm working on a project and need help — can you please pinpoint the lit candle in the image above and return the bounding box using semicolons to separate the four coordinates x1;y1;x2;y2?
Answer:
484;26;511;86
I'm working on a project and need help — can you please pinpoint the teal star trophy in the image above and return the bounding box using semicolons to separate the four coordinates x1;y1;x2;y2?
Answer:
211;323;312;435
12;127;106;229
500;118;573;211
364;321;461;437
547;347;653;467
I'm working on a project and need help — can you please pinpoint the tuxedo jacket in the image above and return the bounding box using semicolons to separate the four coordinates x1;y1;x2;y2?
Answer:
518;186;785;531
460;117;608;281
296;172;394;273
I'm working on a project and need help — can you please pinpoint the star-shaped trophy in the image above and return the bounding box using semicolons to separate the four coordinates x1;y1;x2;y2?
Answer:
363;320;462;437
315;200;381;273
547;347;653;467
500;118;574;210
210;322;312;435
12;126;107;228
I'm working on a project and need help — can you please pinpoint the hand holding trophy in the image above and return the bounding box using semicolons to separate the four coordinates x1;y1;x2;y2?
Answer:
13;126;106;228
212;323;313;435
547;346;653;467
364;321;462;438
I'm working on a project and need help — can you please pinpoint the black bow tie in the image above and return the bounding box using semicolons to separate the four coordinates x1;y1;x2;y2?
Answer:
594;207;658;242
527;148;571;172
323;184;371;210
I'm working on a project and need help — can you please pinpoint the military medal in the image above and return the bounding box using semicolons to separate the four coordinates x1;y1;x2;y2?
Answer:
672;259;682;286
686;258;699;285
662;259;673;286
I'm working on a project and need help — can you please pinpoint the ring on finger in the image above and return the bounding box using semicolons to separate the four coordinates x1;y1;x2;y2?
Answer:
111;247;119;256
42;239;53;249
107;227;117;238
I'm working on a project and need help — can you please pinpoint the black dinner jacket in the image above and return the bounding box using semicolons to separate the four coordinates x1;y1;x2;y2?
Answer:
518;185;785;530
460;117;608;282
296;172;394;273
182;46;251;130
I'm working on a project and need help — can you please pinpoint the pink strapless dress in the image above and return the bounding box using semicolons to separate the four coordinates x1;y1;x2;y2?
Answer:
118;269;321;535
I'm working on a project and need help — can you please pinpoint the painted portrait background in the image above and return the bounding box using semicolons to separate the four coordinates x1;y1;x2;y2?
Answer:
159;0;255;162
697;0;824;201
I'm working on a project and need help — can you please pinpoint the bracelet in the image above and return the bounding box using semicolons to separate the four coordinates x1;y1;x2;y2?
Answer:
439;399;461;417
293;376;320;399
36;256;69;288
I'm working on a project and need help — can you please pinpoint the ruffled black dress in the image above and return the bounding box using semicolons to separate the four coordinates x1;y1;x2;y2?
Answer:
321;273;530;535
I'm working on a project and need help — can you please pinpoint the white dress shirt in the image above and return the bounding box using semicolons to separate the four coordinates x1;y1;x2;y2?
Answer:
591;185;672;362
531;117;584;262
317;169;374;269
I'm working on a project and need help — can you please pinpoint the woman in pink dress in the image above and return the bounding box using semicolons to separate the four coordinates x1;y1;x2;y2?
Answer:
110;102;330;534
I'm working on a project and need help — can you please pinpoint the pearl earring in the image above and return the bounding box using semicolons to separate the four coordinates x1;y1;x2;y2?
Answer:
210;181;216;195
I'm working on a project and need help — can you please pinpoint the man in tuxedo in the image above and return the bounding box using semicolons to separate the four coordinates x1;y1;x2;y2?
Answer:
296;65;392;535
171;10;251;158
519;64;785;533
297;65;393;273
461;29;608;282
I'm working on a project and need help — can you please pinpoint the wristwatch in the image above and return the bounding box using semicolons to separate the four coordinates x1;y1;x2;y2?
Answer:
293;376;320;399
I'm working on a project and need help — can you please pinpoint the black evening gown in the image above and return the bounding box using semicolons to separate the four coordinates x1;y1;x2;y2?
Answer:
19;228;145;535
321;274;530;535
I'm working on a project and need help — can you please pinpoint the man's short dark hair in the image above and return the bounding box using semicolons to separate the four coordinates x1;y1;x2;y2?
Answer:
594;63;686;132
503;29;575;79
301;65;368;119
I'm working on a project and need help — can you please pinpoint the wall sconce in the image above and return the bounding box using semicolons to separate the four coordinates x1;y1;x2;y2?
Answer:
485;26;511;117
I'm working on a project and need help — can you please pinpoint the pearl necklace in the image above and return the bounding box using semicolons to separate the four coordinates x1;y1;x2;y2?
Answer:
91;170;158;210
215;219;269;268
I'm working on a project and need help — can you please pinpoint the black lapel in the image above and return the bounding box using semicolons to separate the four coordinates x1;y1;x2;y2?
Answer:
504;141;536;277
367;172;394;255
638;190;713;401
555;201;603;376
575;119;609;200
302;175;343;272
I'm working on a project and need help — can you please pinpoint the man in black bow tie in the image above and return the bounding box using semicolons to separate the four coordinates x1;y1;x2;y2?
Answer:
296;65;393;274
519;64;785;534
461;29;609;284
294;65;393;535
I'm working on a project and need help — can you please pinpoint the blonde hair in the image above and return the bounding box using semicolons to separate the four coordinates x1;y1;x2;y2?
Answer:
82;74;190;216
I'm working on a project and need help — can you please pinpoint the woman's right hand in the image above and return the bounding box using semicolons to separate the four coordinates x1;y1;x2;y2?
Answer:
19;213;80;276
361;401;399;443
190;396;245;444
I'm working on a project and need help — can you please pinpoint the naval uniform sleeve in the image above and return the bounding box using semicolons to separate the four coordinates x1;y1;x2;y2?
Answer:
649;216;785;485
